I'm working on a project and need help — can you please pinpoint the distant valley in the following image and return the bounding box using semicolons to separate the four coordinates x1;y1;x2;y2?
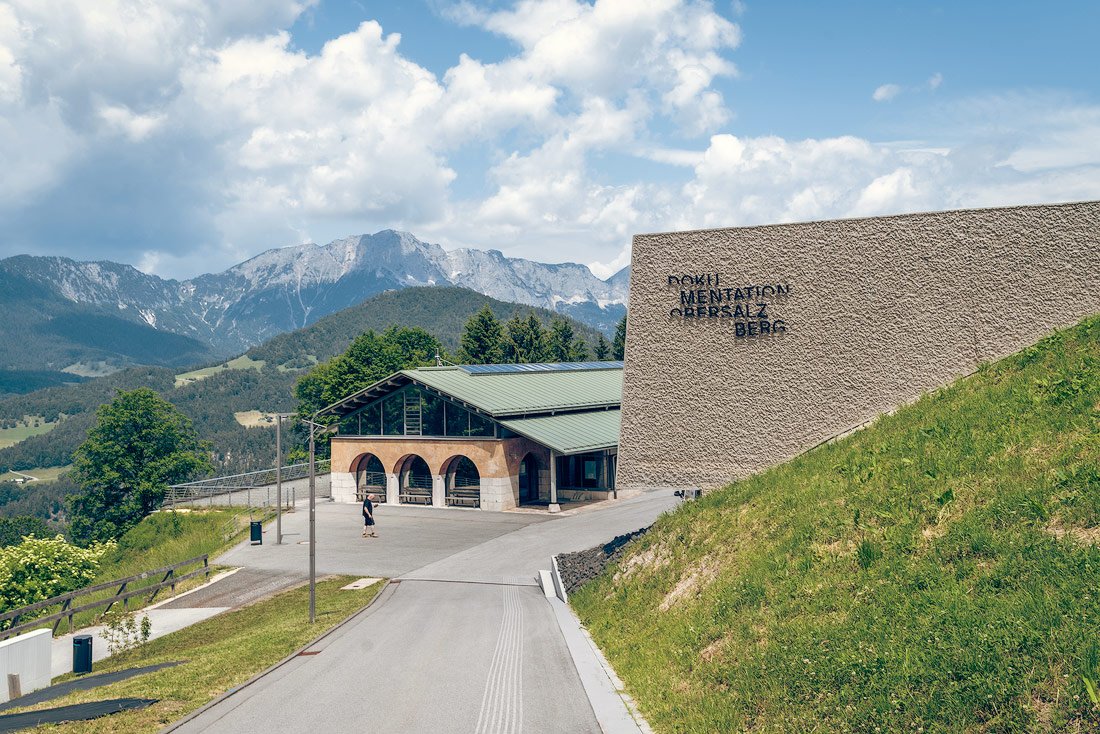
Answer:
0;231;628;395
0;287;608;507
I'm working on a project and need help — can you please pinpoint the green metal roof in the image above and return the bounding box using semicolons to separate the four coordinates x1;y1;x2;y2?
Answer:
403;365;621;418
498;410;621;455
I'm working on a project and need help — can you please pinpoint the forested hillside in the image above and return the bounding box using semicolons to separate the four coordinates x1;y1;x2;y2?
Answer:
0;287;605;519
0;264;215;396
247;286;604;367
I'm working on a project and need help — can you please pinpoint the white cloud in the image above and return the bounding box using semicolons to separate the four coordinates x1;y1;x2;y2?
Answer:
927;72;943;90
98;104;166;142
873;83;902;102
0;0;1098;281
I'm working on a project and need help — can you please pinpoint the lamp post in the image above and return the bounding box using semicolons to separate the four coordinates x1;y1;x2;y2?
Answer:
301;417;334;624
273;413;294;545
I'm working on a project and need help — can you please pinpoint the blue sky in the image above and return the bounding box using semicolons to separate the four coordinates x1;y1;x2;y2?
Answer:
1;0;1097;279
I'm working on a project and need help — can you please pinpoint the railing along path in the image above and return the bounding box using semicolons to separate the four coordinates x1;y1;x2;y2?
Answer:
163;460;331;507
0;555;210;640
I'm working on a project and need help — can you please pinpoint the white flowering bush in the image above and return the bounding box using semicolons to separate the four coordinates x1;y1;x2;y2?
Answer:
0;536;114;618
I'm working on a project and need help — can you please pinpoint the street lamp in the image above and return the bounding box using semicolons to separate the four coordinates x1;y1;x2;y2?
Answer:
273;413;294;546
301;416;335;624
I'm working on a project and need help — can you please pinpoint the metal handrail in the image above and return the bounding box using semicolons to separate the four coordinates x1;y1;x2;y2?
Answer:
164;460;331;505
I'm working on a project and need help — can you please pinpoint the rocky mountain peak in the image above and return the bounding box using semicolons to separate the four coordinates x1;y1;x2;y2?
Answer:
0;230;630;357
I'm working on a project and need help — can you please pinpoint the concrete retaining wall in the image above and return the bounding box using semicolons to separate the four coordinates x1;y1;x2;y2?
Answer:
0;629;52;703
619;200;1100;489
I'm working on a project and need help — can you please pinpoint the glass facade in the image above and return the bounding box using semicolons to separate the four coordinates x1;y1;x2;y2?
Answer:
340;385;496;438
555;452;616;489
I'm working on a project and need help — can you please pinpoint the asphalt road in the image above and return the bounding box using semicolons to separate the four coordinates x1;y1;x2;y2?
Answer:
173;491;679;734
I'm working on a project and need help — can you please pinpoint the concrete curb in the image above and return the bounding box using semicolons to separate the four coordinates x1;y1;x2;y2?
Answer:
546;590;652;734
158;579;394;733
550;553;567;603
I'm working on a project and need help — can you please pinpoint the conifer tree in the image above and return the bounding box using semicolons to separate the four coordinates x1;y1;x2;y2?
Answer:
612;314;627;360
594;333;610;360
548;318;588;361
459;305;505;364
506;313;548;363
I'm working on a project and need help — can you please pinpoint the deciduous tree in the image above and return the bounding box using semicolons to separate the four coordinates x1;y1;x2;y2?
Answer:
295;327;442;417
0;536;111;619
68;388;211;543
0;516;49;547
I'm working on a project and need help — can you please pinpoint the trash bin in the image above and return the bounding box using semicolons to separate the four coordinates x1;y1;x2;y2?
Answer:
73;634;93;675
250;521;262;545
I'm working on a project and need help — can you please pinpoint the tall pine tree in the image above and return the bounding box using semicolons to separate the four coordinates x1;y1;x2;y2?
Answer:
505;313;548;363
548;317;588;361
459;305;505;364
595;333;610;360
612;314;627;360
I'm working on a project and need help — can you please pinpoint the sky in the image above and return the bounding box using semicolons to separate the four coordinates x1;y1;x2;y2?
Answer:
1;0;1098;280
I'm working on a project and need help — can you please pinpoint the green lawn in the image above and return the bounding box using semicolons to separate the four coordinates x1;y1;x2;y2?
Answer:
573;315;1100;733
0;417;57;449
92;509;255;585
9;576;382;733
173;355;266;388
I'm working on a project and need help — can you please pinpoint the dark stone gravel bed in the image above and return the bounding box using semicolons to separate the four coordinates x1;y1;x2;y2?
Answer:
556;527;649;594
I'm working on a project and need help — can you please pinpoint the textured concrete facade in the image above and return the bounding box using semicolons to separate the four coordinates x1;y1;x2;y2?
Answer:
618;201;1100;490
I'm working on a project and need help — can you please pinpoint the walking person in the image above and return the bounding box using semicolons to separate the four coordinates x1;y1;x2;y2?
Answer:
362;493;377;538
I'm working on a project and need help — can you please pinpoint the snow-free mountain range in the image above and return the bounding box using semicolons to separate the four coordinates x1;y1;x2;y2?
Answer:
0;230;629;374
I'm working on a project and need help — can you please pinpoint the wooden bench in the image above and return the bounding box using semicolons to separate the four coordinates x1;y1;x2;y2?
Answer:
446;485;480;508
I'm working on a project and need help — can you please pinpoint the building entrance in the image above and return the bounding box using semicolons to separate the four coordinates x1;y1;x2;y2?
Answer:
519;454;539;504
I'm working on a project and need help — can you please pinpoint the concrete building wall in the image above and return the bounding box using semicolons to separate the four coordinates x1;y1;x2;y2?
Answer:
0;629;52;703
618;201;1100;490
330;435;551;510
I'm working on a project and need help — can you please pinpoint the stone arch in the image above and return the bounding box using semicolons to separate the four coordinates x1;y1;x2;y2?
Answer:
394;454;433;505
440;454;481;508
351;453;386;503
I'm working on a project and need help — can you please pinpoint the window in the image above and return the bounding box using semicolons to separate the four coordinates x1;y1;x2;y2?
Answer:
382;393;404;435
343;385;498;438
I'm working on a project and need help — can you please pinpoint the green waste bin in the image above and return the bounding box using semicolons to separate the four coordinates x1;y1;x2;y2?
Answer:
250;521;262;545
73;634;93;675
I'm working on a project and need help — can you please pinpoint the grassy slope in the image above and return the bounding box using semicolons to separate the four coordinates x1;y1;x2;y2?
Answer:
574;316;1100;733
9;577;380;733
7;510;256;630
92;510;252;586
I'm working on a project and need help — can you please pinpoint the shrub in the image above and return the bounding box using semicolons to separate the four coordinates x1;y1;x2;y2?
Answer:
101;611;152;655
0;536;113;616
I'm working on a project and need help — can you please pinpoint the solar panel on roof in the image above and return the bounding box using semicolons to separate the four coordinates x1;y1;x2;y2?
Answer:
459;361;623;375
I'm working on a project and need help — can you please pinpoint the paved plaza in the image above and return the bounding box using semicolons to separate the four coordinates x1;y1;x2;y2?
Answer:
173;491;679;733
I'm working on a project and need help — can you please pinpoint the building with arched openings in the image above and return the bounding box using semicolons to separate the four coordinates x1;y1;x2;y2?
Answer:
320;362;622;512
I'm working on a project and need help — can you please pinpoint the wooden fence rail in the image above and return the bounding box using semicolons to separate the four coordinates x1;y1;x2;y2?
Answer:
0;555;209;641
